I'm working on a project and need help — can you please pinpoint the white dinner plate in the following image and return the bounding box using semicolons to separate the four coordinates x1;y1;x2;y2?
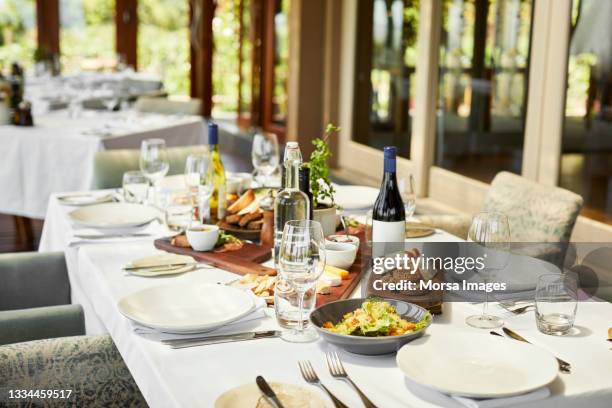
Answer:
215;382;329;408
118;282;255;333
396;334;557;398
57;192;114;206
333;185;379;210
69;203;159;230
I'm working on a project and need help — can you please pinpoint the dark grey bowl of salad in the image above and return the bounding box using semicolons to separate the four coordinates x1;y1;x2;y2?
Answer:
310;298;431;355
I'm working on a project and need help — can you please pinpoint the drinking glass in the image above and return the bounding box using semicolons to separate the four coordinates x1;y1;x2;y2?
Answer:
122;171;148;203
164;191;196;232
277;220;326;343
274;280;316;329
400;175;416;218
251;131;279;186
139;139;170;205
535;274;578;336
184;153;214;222
465;212;511;329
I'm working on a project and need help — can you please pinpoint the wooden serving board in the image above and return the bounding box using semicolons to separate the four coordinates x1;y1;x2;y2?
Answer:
315;231;366;308
154;238;275;276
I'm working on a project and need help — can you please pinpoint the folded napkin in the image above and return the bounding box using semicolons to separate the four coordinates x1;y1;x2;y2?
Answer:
131;296;270;342
68;221;167;247
452;388;550;408
404;378;550;408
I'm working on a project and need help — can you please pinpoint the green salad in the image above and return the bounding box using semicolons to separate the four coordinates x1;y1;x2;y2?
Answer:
323;299;431;337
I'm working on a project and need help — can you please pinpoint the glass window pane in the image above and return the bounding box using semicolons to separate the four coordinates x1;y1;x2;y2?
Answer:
60;0;115;73
271;0;289;125
212;0;240;119
353;0;419;159
138;0;189;96
561;0;612;224
0;0;37;72
436;0;532;182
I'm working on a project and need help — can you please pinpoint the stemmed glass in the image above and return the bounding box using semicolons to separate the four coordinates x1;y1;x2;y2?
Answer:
278;220;326;343
184;153;214;222
465;212;511;329
139;139;170;206
400;174;416;218
251;131;279;186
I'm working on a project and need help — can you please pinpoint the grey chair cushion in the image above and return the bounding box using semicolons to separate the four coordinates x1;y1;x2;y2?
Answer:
0;252;70;311
0;335;148;407
0;305;85;346
92;145;208;189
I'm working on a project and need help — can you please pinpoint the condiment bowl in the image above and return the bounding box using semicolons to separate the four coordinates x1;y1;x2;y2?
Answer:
325;242;358;269
186;224;219;251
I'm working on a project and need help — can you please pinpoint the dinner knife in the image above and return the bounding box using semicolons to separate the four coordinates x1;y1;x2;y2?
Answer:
502;327;572;371
256;375;285;408
163;330;281;349
75;233;152;239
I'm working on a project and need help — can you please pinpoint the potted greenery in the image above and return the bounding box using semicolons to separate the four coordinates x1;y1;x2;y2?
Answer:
305;124;340;236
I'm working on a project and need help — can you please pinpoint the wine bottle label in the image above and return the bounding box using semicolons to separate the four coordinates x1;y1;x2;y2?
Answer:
372;220;405;243
217;184;226;219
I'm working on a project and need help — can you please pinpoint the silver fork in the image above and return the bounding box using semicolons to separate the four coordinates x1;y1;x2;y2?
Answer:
325;351;378;408
298;360;348;408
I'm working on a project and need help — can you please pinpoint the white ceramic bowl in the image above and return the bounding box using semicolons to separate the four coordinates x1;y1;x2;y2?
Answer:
325;242;358;269
326;234;360;247
186;224;219;251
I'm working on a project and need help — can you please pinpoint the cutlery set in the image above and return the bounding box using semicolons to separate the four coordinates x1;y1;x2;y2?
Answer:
162;330;281;349
298;352;377;408
490;327;572;373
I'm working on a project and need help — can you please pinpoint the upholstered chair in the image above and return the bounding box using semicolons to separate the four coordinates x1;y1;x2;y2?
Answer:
133;96;202;116
418;172;584;244
0;252;148;407
92;144;208;189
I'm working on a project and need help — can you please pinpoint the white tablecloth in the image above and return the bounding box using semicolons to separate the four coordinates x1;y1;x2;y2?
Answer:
38;194;612;408
1;110;204;218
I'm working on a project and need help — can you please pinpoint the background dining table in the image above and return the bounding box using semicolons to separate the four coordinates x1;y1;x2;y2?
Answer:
0;110;205;219
38;190;612;408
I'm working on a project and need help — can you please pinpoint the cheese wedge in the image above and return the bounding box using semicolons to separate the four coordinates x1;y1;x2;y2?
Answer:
324;265;350;280
321;273;342;287
316;281;331;295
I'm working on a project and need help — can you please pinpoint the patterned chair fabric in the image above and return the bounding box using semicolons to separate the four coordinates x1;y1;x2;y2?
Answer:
417;172;583;243
483;172;583;243
0;335;148;408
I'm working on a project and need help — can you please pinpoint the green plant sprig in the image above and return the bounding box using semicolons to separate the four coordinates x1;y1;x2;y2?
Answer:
306;124;340;208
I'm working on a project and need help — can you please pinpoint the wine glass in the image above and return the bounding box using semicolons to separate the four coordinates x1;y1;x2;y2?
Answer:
278;220;326;343
251;131;279;186
465;212;511;329
139;139;170;206
184;153;214;222
400;174;416;218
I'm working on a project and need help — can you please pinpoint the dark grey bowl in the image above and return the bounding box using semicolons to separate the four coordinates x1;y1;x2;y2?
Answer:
310;298;431;355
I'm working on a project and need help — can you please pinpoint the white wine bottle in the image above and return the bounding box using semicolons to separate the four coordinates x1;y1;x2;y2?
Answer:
372;146;405;243
207;122;226;221
273;142;310;265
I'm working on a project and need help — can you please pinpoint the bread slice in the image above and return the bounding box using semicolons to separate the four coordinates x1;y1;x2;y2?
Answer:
247;219;264;230
227;189;254;214
238;210;263;227
225;214;241;224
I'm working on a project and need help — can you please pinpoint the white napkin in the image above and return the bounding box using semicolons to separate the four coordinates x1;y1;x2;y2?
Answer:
68;221;167;247
452;388;550;408
404;378;551;408
131;296;271;342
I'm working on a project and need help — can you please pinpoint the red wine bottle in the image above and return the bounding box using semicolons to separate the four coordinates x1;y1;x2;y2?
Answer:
372;146;405;242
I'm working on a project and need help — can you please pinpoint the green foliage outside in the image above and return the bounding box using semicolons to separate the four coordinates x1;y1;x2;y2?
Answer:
212;0;240;117
0;0;36;72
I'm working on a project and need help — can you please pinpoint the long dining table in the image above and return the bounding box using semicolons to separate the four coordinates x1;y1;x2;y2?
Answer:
0;110;204;219
38;191;612;408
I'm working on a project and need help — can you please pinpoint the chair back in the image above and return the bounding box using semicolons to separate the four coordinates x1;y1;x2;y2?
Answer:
134;97;202;115
92;145;208;189
483;172;583;243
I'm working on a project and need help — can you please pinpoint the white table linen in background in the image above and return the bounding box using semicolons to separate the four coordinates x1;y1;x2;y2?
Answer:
38;194;612;408
0;110;204;218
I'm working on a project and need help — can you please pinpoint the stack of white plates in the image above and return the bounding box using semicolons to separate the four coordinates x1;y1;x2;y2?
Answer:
58;192;114;206
118;282;256;334
69;202;159;233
